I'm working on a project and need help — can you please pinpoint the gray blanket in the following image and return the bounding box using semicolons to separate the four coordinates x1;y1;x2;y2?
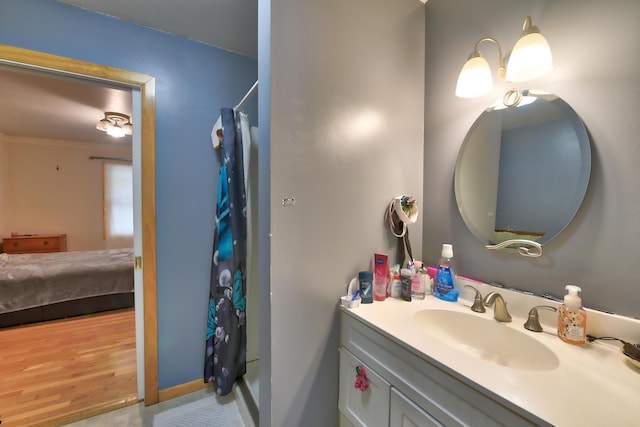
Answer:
0;248;134;314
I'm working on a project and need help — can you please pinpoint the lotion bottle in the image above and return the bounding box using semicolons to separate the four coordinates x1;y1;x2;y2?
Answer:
557;285;587;345
411;261;427;300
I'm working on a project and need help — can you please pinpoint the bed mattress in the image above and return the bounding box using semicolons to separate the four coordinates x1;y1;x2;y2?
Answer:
0;248;134;314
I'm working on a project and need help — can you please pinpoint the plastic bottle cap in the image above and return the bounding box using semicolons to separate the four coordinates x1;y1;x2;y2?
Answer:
441;244;453;258
358;271;373;280
564;284;582;309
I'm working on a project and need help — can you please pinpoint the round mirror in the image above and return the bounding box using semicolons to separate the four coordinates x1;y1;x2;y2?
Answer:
454;90;591;248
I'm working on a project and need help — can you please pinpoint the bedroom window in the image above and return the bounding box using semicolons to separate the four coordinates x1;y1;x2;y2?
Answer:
103;162;133;243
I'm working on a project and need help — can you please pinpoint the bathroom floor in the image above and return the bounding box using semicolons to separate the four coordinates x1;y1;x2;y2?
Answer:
63;387;252;427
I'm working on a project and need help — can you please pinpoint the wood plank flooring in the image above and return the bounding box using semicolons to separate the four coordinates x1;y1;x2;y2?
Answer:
0;309;138;426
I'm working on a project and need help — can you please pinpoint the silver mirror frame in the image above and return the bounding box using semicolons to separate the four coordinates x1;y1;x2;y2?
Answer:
454;90;591;255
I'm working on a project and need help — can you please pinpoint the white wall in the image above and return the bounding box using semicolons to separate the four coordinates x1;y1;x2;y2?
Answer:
246;126;260;363
3;136;132;251
262;0;425;425
423;0;640;317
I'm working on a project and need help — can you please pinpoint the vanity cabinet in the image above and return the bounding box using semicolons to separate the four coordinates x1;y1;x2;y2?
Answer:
339;308;543;427
390;388;442;427
339;346;442;427
338;348;390;427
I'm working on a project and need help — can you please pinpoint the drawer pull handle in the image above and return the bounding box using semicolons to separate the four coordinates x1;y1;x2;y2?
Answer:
354;365;369;391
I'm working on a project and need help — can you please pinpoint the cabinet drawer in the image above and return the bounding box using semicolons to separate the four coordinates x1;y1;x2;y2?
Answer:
339;348;390;427
3;234;67;254
390;387;443;427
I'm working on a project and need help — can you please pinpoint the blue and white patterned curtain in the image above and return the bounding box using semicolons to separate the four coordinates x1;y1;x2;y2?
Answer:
204;107;247;396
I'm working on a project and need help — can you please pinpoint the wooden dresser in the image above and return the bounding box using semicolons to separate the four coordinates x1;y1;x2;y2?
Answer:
2;234;67;254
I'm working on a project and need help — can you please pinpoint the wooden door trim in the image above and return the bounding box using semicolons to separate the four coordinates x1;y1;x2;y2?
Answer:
0;44;159;405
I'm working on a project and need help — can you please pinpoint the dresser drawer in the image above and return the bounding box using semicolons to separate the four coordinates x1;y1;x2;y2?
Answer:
3;234;67;254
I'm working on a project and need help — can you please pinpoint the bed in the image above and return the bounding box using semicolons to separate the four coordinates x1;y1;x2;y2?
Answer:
0;248;134;328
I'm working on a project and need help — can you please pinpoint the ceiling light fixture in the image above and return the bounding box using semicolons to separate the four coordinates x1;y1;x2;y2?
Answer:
96;112;133;137
455;16;553;98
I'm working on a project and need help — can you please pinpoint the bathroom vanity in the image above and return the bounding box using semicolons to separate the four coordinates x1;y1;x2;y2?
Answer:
338;278;640;426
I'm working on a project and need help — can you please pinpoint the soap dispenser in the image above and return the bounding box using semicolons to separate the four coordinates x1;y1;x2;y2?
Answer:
557;285;587;345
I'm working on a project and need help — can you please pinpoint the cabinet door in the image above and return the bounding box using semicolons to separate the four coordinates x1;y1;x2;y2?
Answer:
339;348;390;427
390;387;443;427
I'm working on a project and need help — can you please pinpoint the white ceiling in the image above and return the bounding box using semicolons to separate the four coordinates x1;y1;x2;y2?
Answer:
0;0;257;145
0;66;133;145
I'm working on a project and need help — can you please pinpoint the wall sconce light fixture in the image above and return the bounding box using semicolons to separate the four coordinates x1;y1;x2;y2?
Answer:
96;112;133;137
455;16;553;98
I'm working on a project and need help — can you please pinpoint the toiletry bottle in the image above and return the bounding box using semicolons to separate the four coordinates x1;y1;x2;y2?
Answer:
411;261;427;299
557;285;586;345
373;254;389;301
426;266;437;294
434;244;459;302
388;265;402;298
359;271;373;304
420;266;433;296
400;268;413;302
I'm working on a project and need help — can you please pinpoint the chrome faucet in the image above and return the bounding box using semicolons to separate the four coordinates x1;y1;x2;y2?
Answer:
483;292;512;322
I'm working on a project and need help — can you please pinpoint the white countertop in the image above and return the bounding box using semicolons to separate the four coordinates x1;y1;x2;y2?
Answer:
341;278;640;426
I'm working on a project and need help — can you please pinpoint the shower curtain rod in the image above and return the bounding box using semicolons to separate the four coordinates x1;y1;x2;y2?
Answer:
211;80;259;150
234;80;258;111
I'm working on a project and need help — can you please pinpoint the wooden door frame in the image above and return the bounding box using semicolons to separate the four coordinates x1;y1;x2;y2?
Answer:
0;44;159;405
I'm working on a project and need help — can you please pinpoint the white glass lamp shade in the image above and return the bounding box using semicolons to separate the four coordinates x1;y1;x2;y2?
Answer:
122;122;133;136
506;32;553;82
96;117;113;131
455;55;493;98
107;124;126;137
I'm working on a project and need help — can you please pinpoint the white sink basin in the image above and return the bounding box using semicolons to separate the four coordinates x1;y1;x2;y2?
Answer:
412;309;559;371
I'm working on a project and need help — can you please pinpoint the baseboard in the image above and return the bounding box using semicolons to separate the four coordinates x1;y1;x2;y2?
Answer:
158;379;212;402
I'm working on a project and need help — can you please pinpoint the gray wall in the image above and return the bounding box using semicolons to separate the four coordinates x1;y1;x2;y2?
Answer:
423;0;640;317
262;0;425;425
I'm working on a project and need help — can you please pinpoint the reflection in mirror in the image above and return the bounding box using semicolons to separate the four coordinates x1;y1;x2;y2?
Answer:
485;238;542;257
455;90;591;251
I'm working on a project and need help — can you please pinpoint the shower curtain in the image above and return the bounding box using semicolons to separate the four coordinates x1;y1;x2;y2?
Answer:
204;107;247;396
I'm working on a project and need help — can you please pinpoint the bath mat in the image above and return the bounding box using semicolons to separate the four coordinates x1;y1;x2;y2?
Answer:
153;393;244;427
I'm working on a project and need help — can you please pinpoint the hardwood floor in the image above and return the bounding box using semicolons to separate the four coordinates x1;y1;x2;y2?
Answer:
0;309;138;426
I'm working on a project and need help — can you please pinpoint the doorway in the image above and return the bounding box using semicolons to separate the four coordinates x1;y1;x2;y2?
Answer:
0;43;158;409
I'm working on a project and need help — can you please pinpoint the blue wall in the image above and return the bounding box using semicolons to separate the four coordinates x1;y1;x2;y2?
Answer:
0;0;258;389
